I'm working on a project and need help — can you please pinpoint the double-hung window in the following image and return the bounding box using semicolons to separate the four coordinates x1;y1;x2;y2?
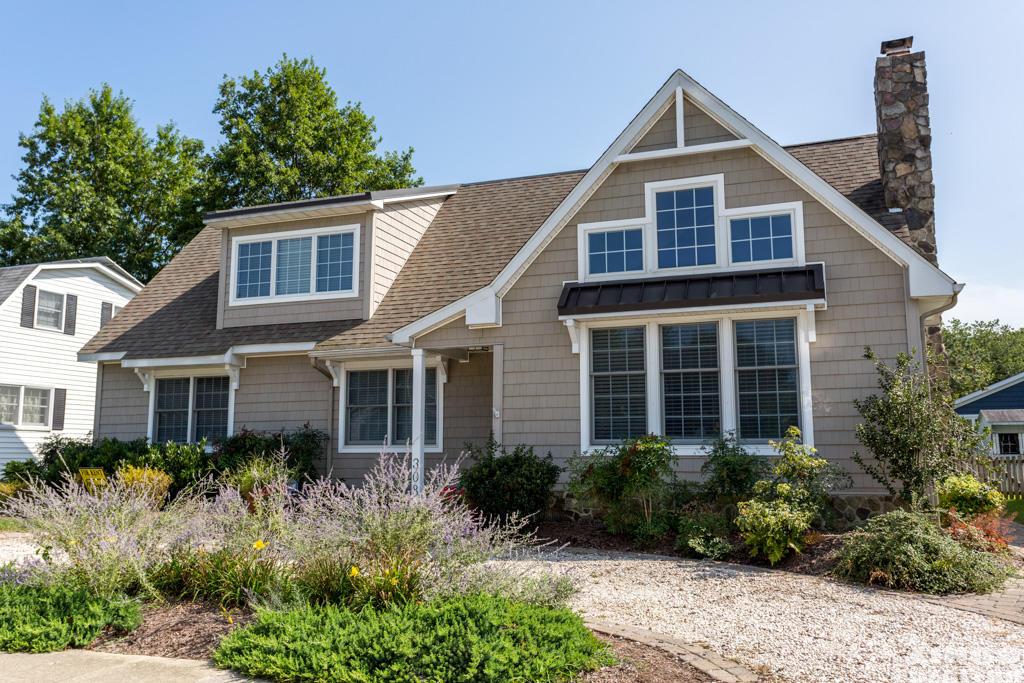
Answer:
346;368;438;447
998;433;1021;456
0;384;52;427
735;319;799;440
233;226;357;303
661;323;720;440
590;327;647;442
154;376;229;443
35;290;65;330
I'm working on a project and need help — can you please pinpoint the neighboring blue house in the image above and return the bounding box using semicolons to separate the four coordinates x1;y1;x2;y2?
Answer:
955;372;1024;457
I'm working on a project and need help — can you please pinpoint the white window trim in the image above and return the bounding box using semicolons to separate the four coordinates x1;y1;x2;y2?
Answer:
577;307;814;456
34;289;66;331
142;369;236;448
228;224;360;306
0;384;53;431
576;173;805;282
335;358;445;454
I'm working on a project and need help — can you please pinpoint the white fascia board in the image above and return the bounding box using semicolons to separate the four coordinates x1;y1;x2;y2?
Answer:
230;342;317;356
121;354;229;368
78;351;127;362
953;370;1024;407
391;69;957;344
378;189;457;205
309;346;412;360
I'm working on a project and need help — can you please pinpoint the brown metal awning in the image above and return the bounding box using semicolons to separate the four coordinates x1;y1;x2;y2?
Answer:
557;263;826;316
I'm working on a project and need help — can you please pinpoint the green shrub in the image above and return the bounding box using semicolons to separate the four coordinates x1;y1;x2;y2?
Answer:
568;434;676;534
833;510;1013;594
150;546;288;607
214;593;611;682
937;473;1005;517
116;465;172;508
734;496;812;564
214;425;326;480
699;433;769;502
2;459;44;483
0;583;140;652
460;436;560;523
674;510;732;559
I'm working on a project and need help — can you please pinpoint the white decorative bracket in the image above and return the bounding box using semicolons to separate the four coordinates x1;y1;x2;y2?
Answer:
564;319;580;355
436;358;449;385
225;365;241;391
805;304;817;344
133;368;153;391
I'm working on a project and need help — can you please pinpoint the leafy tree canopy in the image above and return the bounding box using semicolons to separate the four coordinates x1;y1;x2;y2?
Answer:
206;54;421;212
0;85;205;282
942;319;1024;398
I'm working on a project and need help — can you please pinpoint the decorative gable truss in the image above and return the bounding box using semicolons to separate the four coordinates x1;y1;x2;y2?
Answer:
391;69;960;345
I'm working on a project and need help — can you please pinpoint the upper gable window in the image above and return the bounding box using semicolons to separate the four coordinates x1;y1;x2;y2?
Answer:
588;228;643;275
730;214;793;263
231;225;359;305
35;290;65;330
656;187;716;268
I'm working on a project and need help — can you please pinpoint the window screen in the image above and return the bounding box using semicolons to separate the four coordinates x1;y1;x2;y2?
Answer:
591;327;647;442
193;376;229;441
155;378;190;443
735;319;799;440
236;241;272;298
656;187;716;268
662;323;720;440
347;370;389;444
316;233;354;292
275;236;312;295
730;214;793;263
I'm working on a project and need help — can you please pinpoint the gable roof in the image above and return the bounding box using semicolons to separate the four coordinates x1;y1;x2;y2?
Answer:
954;370;1024;410
389;70;957;345
0;257;142;308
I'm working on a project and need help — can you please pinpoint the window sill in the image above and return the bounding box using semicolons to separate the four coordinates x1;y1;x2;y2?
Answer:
229;290;360;307
0;424;51;432
339;445;444;455
582;443;780;457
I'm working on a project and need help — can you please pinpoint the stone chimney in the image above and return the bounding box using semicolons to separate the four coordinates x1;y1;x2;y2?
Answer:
874;36;937;264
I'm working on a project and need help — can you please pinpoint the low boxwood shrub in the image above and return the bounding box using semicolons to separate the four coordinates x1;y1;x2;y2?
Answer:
0;582;140;652
937;473;1005;517
214;593;611;682
832;510;1013;594
460;436;560;524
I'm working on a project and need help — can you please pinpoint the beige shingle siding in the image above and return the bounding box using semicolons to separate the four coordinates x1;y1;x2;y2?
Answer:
417;147;909;491
371;198;446;314
630;102;677;153
220;213;375;328
233;356;332;435
442;352;492;455
96;364;148;440
683;98;737;146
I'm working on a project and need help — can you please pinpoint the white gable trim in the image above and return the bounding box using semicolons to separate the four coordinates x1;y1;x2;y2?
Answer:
29;262;143;294
953;370;1024;408
391;70;957;345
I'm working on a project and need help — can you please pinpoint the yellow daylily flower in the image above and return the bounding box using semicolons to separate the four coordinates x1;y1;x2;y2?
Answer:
253;540;268;550
349;566;359;578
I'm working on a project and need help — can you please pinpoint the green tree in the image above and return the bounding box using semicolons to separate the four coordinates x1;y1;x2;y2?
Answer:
852;348;990;504
206;55;420;213
0;85;205;282
943;319;1024;398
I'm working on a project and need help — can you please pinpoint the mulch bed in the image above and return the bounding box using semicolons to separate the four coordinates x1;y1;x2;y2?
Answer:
86;599;713;681
90;601;253;660
584;634;713;682
537;519;845;577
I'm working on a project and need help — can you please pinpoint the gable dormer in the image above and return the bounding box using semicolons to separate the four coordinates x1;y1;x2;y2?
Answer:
205;187;455;329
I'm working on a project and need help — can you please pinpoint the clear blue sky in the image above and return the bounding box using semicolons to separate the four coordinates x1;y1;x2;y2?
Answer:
1;0;1021;325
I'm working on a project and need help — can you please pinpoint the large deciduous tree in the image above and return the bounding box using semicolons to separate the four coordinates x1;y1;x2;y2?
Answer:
206;55;421;211
0;85;205;282
943;319;1024;399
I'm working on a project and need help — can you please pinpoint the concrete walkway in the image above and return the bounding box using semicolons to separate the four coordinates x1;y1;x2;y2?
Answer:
0;650;249;682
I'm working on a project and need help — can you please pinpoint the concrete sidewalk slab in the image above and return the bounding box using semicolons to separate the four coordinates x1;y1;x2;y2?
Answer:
0;649;250;682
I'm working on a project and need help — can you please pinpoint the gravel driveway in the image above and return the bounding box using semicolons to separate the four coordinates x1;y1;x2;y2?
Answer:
0;533;36;566
541;549;1024;683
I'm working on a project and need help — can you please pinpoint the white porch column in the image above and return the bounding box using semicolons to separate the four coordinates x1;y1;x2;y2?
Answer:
411;348;426;494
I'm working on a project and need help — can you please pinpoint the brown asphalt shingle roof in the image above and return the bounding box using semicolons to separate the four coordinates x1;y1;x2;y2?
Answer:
82;134;911;359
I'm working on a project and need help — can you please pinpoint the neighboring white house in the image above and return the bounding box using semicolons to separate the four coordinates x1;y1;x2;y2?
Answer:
0;258;142;464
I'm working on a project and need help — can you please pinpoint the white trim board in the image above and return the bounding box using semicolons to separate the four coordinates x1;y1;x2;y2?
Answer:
954;370;1024;408
390;69;957;345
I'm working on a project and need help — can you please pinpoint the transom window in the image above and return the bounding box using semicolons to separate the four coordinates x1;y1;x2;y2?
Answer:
656;187;716;268
233;226;357;302
998;433;1020;455
35;290;65;330
591;327;647;442
346;368;438;447
588;229;643;275
0;384;51;427
154;376;229;444
735;319;799;440
730;214;793;263
662;323;720;440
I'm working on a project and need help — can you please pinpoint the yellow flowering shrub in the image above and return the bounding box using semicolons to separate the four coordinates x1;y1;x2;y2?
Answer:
115;465;172;508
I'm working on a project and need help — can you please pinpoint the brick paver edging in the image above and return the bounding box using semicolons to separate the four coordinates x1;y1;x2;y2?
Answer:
584;618;761;682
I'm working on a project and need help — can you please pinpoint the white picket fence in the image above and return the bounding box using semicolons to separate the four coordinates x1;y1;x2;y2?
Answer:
968;454;1024;497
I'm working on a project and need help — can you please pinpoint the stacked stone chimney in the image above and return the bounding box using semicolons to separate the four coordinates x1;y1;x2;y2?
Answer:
873;36;937;265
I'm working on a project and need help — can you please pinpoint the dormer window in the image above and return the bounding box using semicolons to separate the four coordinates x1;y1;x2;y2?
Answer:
230;225;359;305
